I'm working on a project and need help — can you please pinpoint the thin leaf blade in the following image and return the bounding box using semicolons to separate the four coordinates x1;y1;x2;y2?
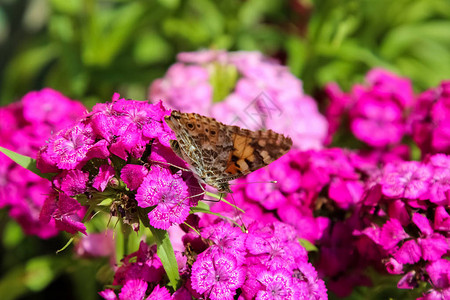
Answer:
0;146;54;180
149;226;180;289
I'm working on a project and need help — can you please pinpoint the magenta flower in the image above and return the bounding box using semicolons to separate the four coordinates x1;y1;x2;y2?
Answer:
118;279;147;300
98;289;117;300
245;222;306;270
245;168;287;210
75;230;115;260
365;68;414;108
411;81;450;155
428;168;450;205
381;162;432;199
47;124;96;170
434;206;450;231
292;260;328;300
426;259;450;290
40;192;86;235
393;240;421;264
350;98;405;147
22;88;85;126
120;164;149;191
191;252;245;300
379;218;410;250
147;285;172;299
325;68;413;147
201;221;247;265
385;258;404;275
93;165;116;192
256;269;296;300
113;242;164;285
417;234;449;261
0;89;85;238
56;169;89;196
136;167;193;229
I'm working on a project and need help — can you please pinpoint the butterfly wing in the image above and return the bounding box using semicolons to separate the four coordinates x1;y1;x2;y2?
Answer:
164;110;293;192
164;110;234;180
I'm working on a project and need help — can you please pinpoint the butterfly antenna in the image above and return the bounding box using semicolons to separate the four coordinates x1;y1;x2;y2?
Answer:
229;180;277;186
228;192;247;232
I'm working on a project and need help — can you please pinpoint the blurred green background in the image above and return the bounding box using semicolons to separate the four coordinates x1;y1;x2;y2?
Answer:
1;0;450;299
1;0;450;108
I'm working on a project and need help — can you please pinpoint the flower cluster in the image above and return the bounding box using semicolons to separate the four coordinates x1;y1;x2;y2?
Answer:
149;50;328;149
201;71;450;298
357;155;450;298
101;220;327;300
325;68;414;148
216;148;368;242
37;95;204;234
0;88;86;238
219;148;376;296
410;81;450;155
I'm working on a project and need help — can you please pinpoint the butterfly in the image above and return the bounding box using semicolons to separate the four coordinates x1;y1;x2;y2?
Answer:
164;110;293;193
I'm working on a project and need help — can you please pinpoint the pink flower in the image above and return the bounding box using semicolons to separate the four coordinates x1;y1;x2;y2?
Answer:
426;259;450;289
75;230;115;260
56;169;89;196
22;88;85;126
350;98;404;147
147;285;172;299
191;252;245;300
292;260;328;300
93;165;116;192
365;68;414;108
393;240;421;264
417;234;449;261
411;81;450;155
325;68;413;147
40;192;86;235
434;206;450;231
201;221;247;265
136;167;195;229
256;269;296;300
0;89;85;238
47;123;96;170
379;219;409;250
113;242;164;285
118;279;147;300
120;164;149;191
381;162;432;199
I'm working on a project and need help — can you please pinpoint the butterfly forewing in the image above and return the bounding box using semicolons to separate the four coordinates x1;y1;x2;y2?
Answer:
164;110;293;193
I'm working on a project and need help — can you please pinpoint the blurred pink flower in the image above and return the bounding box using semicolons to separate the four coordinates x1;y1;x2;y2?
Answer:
149;50;328;150
0;88;86;238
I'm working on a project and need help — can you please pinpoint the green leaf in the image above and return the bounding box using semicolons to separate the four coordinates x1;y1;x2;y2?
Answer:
299;238;318;252
148;226;180;289
0;146;54;180
138;208;180;289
